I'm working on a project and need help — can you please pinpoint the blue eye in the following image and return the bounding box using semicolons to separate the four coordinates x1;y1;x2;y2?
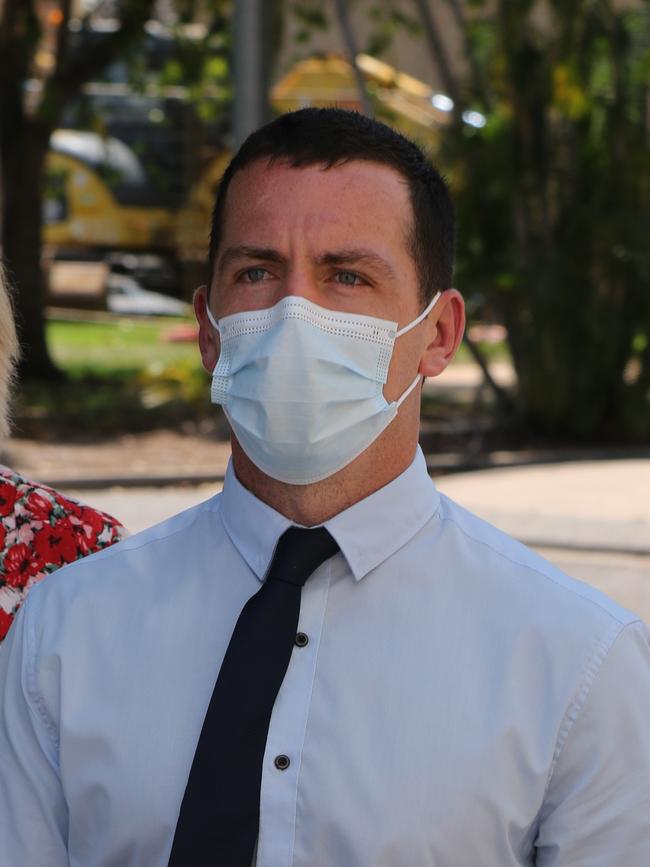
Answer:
242;267;268;282
336;271;360;286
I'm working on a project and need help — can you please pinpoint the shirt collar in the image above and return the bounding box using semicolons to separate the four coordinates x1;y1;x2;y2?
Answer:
219;446;440;583
325;447;440;580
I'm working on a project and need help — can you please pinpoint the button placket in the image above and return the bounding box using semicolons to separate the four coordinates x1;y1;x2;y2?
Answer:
257;560;335;866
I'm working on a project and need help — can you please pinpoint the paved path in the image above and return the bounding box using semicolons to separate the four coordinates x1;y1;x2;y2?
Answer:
436;460;650;555
66;458;650;623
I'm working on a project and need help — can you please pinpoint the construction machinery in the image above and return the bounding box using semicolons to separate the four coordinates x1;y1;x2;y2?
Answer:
43;55;463;300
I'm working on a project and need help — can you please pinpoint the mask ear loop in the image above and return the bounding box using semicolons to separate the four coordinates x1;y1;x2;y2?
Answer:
393;290;443;406
395;290;442;338
395;371;423;408
204;305;224;378
205;305;220;332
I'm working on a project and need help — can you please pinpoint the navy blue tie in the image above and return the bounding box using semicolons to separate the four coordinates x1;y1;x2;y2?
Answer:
168;526;339;866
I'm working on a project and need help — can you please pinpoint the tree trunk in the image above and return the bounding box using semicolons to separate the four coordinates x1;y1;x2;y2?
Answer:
1;121;60;380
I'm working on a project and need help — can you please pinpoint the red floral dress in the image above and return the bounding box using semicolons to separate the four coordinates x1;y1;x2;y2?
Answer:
0;466;127;642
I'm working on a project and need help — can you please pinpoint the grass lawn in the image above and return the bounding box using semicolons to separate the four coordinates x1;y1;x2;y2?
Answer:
13;315;210;438
47;316;202;376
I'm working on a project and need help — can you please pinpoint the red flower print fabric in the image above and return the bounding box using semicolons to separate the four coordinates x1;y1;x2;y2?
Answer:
0;481;18;517
0;466;127;642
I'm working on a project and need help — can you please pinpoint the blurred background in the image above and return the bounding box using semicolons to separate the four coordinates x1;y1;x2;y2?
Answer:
0;1;648;609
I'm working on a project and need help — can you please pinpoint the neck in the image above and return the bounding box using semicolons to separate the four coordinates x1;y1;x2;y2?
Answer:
231;430;419;526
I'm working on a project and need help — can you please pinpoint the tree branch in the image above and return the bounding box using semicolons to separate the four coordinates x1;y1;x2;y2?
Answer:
411;0;461;110
443;0;490;109
333;0;374;117
53;0;73;76
37;0;156;126
462;331;514;411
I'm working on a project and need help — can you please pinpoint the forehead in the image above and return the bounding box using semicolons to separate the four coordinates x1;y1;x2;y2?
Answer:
218;158;414;250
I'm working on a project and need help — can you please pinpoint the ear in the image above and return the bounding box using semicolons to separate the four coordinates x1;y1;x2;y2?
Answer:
418;289;465;378
194;285;221;374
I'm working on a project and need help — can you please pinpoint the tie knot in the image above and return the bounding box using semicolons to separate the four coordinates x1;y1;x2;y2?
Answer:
266;526;339;588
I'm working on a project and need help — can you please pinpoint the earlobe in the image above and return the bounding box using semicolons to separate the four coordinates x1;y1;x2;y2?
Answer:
194;285;221;373
418;289;466;378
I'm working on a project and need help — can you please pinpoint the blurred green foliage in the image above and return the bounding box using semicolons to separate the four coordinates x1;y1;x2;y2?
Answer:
46;319;199;373
443;1;650;440
286;0;649;440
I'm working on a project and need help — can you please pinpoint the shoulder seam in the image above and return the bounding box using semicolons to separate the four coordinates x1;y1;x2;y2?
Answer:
65;496;221;568
543;619;642;794
438;510;633;626
24;593;61;754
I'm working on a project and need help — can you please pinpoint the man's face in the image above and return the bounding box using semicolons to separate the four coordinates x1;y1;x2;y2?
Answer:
205;157;427;402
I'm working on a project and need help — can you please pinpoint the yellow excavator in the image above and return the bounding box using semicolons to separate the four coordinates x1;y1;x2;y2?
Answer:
44;55;456;296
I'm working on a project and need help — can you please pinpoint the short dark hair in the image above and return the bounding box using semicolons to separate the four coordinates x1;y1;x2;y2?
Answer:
208;107;455;304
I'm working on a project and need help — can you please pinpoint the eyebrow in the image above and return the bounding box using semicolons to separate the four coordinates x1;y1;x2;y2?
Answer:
217;246;286;276
315;249;397;281
217;245;397;281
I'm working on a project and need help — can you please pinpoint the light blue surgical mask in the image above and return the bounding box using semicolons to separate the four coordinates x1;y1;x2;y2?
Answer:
206;292;441;485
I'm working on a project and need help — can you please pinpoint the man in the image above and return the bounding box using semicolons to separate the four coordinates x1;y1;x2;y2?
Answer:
1;109;649;865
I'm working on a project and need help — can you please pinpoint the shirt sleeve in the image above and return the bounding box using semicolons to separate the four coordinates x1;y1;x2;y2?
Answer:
535;619;650;865
0;594;69;865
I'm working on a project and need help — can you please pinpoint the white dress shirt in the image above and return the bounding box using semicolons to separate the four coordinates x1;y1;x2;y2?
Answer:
1;447;649;866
